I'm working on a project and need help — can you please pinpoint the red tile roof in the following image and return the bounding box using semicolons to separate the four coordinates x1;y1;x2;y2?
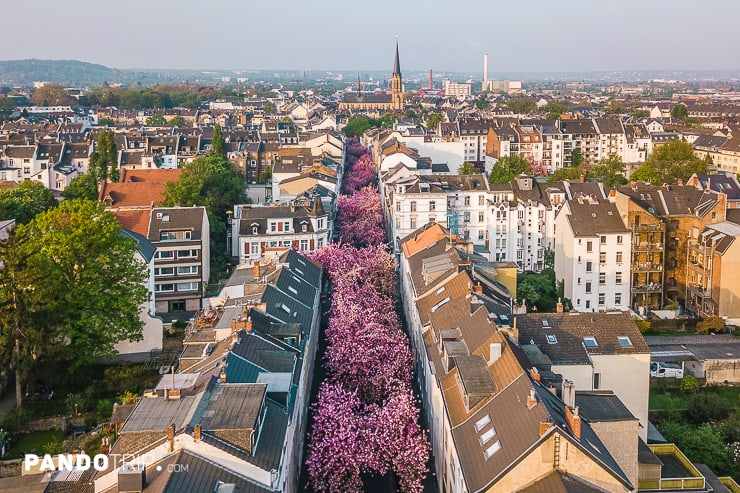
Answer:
98;169;181;208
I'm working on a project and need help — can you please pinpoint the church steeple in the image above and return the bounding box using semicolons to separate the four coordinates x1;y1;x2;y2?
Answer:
391;39;404;111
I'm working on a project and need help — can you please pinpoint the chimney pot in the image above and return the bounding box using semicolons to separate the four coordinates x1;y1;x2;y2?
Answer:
167;424;175;452
194;424;201;442
219;368;227;383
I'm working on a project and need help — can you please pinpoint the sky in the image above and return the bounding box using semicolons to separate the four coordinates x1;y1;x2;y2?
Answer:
3;0;740;74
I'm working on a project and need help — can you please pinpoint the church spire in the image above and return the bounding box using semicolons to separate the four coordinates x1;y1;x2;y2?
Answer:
393;38;401;76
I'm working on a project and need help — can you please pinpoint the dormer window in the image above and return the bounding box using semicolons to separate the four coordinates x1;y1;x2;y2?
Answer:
252;225;259;235
583;337;598;348
302;223;308;233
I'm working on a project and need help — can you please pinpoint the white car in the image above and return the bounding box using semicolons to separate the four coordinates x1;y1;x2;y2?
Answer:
650;361;684;378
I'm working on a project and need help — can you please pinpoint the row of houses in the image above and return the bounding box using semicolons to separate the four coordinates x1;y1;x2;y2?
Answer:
37;250;323;493
397;223;734;492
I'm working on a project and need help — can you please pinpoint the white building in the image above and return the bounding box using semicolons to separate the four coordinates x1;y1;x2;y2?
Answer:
555;196;631;312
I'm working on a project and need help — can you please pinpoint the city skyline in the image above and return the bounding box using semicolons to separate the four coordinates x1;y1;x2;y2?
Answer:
4;0;740;74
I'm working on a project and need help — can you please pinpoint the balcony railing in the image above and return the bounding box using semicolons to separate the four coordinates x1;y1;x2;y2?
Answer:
633;262;663;272
633;241;664;251
638;444;706;491
633;223;665;232
632;283;662;293
687;284;710;298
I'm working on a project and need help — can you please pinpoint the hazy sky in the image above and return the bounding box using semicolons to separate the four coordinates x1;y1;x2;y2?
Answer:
4;0;739;73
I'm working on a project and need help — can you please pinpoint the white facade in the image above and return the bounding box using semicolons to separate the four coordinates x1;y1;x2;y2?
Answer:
555;199;631;312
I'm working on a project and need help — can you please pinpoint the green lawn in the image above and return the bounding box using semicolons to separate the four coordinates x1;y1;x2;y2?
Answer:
7;430;63;460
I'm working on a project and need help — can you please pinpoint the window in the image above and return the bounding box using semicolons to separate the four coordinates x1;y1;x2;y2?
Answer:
598;293;605;305
300;239;309;251
577;277;581;285
177;282;198;292
583;337;598;347
480;427;496;444
177;250;198;259
484;441;502;459
618;336;632;346
155;283;174;293
617;235;623;244
410;201;417;212
160;230;191;241
479;195;485;206
586;261;592;272
251;243;260;255
301;223;308;232
474;414;491;431
177;265;198;275
156;250;175;259
712;212;717;220
317;218;324;229
600;235;607;244
410;217;416;229
546;334;557;344
154;267;174;276
593;373;601;389
430;200;436;211
478;230;484;240
616;251;623;263
616;272;622;284
587;241;593;252
396;201;401;212
615;293;622;304
464;196;471;206
271;222;277;232
252;225;259;235
585;282;592;293
599;273;605;285
586;300;591;309
599;252;606;264
464;212;470;222
478;212;484;222
284;221;290;232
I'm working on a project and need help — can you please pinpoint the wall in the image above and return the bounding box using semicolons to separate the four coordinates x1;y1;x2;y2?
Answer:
593;353;650;441
589;420;639;488
489;432;630;493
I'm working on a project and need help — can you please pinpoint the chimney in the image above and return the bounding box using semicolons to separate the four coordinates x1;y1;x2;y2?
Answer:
253;261;260;279
219;367;227;383
489;342;502;364
194;424;201;442
562;379;576;408
483;53;489;86
556;298;564;313
527;388;537;409
677;178;683;186
565;405;582;440
529;367;541;382
473;282;483;294
579;174;585;183
539;421;553;436
167;424;175;452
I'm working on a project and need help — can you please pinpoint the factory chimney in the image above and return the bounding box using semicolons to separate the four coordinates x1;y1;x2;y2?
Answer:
483;53;489;90
428;69;433;90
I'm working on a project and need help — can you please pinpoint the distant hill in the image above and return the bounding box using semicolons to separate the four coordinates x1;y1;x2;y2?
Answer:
0;59;129;86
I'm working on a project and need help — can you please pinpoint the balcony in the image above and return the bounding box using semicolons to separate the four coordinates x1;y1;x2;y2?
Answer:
687;284;710;299
633;223;665;232
633;262;663;272
633;241;664;252
632;283;662;293
638;443;706;491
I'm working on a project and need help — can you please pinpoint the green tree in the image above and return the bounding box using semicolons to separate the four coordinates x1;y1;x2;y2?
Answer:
258;165;272;185
696;316;725;334
263;102;277;114
591;155;627;188
474;97;489;110
680;375;700;394
0;229;61;406
0;181;57;224
212;123;225;158
671;104;688;121
62;173;99;201
606;99;625;114
14;200;149;369
343;116;374;138
89;129;119;184
163;155;246;279
145;114;167;126
488;155;532;184
0;97;16;114
377;112;397;129
570;148;583;167
517;268;557;312
31;84;73;106
548;166;583;183
506;99;536;115
631;109;650;119
425;113;445;130
631;140;707;185
544;100;569;119
457;162;477;175
168;115;186;128
661;422;737;477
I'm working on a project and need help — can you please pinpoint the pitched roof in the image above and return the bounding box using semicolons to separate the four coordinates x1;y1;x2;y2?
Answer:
563;200;628;236
148;207;206;241
516;469;610;493
112;209;151;237
516;312;649;366
98;169;181;208
401;222;455;258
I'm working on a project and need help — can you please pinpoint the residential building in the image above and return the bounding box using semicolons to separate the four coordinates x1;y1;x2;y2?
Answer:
517;311;651;441
231;195;329;264
554;196;631;312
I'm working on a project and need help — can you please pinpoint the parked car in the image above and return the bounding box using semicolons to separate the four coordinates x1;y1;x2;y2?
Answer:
650;361;684;378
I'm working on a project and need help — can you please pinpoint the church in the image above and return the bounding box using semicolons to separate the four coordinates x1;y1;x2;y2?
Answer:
339;41;404;112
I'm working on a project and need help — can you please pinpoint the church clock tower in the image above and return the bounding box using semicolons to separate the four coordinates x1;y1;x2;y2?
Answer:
391;40;404;111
